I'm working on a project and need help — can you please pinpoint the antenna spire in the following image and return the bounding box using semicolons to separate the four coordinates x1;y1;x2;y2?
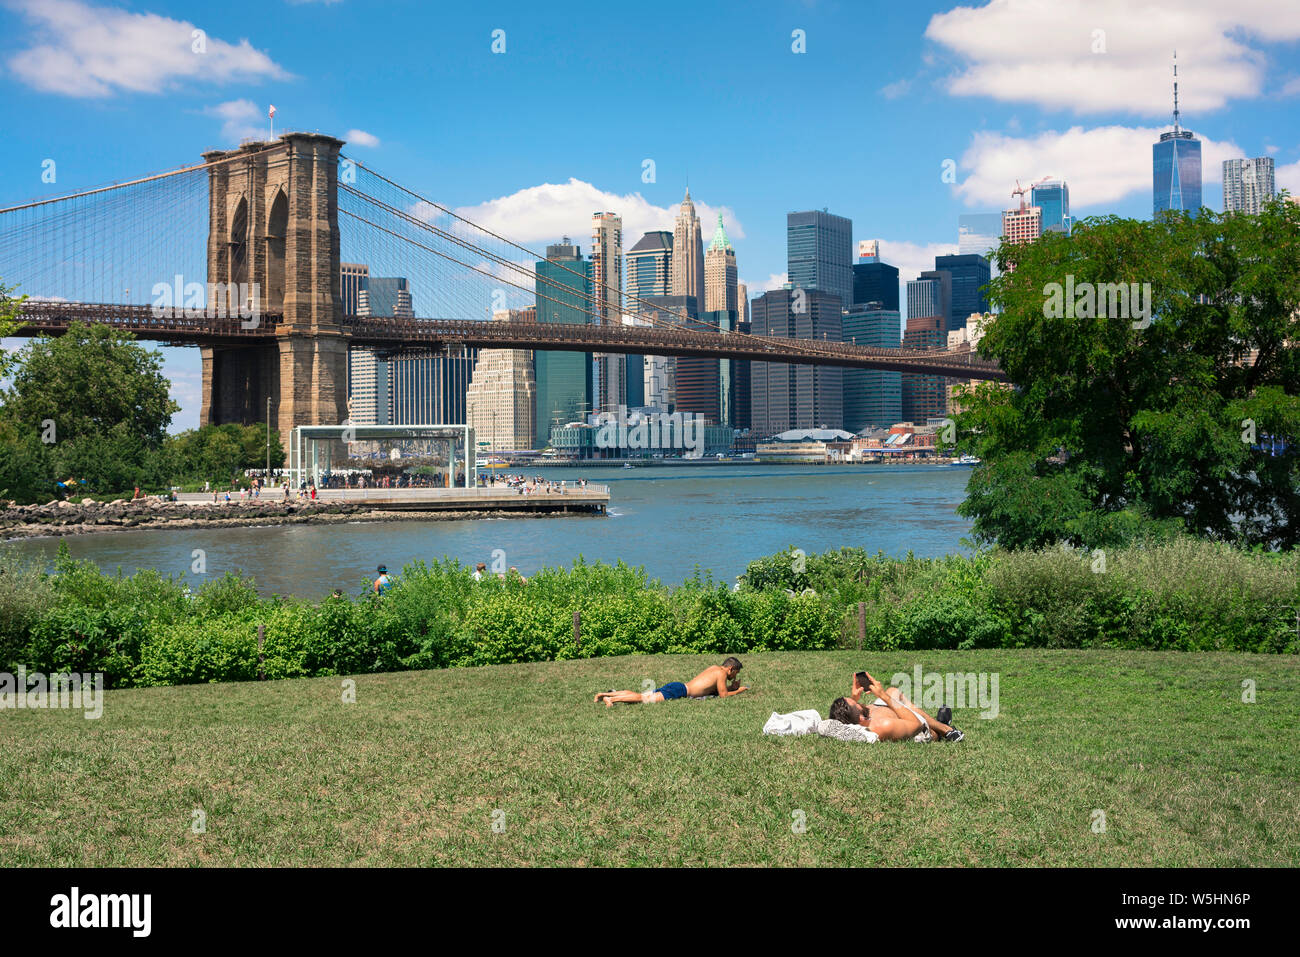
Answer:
1172;50;1181;133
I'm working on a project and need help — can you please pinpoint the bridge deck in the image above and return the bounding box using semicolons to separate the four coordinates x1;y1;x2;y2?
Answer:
11;301;1006;380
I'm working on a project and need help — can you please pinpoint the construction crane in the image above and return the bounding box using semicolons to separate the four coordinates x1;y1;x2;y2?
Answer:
1012;176;1054;211
1012;180;1028;212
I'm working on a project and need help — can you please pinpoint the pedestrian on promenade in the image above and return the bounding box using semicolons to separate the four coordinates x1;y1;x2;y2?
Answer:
473;562;487;582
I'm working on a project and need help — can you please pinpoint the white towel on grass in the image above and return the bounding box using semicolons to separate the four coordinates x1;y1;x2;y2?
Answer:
816;719;880;743
762;709;822;736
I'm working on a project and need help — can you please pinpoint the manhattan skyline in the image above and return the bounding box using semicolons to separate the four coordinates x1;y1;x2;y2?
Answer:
2;0;1299;429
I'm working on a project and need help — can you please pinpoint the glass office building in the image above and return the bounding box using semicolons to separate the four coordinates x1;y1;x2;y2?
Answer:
1031;180;1071;234
841;307;902;432
1154;60;1202;219
787;210;853;310
749;288;843;437
958;213;1003;256
534;241;594;443
932;254;991;333
851;260;899;311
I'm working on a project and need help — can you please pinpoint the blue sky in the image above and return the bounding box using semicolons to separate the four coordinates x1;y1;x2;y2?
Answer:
3;0;1300;429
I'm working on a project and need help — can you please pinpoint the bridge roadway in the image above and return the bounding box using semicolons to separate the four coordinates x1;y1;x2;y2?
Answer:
12;301;1007;381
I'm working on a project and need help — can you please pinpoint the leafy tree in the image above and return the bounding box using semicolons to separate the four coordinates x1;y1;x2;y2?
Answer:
0;322;178;498
164;423;284;485
955;199;1300;549
0;280;25;381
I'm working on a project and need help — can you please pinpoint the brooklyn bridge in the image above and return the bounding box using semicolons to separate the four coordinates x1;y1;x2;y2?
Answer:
0;132;1004;439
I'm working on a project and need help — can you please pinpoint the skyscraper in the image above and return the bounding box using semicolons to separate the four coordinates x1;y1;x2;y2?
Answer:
903;278;947;422
842;306;902;432
625;229;673;411
704;213;738;313
389;351;477;424
715;308;746;428
1153;53;1202;218
534;240;594;442
931;254;991;333
347;350;389;425
736;281;748;327
591;212;624;412
466;310;537;452
626;230;673;301
1003;185;1042;245
347;274;414;425
1223;157;1276;214
671;188;705;306
340;262;368;316
852;258;900;312
958;213;1003;256
749;288;843;437
358;276;414;318
640;295;701;415
916;271;952;330
1031;180;1071;234
787;209;852;310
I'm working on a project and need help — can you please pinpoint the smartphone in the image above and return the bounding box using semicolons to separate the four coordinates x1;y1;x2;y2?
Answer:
854;671;869;687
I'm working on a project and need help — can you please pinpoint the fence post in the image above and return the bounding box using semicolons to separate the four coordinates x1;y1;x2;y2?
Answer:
857;602;865;651
257;623;265;680
573;609;581;651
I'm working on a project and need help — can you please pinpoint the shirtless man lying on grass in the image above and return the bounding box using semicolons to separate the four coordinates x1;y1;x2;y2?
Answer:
594;657;748;707
829;671;965;742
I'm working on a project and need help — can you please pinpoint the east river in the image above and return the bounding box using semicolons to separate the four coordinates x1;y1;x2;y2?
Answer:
8;464;974;597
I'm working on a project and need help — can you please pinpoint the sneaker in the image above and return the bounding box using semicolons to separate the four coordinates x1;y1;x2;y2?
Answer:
937;706;952;725
943;727;964;743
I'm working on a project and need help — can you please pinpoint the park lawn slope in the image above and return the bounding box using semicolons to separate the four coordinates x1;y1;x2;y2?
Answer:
1;649;1297;867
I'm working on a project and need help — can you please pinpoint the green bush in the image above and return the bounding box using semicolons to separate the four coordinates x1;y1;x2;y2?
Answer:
0;538;1293;690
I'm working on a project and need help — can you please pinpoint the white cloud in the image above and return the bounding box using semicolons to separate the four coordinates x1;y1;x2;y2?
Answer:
925;0;1300;116
8;0;289;97
875;241;959;283
744;273;788;294
880;78;911;99
205;99;268;143
345;129;380;148
450;179;745;252
1278;158;1300;196
955;125;1244;209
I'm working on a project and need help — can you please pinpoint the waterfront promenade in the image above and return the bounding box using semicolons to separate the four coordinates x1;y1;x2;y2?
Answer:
175;484;611;515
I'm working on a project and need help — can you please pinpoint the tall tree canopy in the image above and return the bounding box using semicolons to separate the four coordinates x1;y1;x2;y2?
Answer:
0;323;178;498
956;199;1300;550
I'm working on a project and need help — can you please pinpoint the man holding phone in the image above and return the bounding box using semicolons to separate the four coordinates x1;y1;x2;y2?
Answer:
828;671;964;742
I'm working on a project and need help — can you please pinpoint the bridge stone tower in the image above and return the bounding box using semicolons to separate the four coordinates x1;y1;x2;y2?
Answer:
199;132;349;443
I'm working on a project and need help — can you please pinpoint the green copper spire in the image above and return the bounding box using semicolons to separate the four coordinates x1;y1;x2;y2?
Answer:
709;212;731;251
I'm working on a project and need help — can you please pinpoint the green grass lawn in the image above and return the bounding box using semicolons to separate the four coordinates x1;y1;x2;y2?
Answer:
2;649;1297;866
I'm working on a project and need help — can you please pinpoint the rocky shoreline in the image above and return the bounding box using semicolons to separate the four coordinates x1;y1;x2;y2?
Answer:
0;497;561;541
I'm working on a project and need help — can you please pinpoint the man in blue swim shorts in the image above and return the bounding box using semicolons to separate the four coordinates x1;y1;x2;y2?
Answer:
594;658;747;707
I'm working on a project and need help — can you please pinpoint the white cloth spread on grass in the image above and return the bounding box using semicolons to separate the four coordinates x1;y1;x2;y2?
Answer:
816;719;880;743
762;710;822;736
